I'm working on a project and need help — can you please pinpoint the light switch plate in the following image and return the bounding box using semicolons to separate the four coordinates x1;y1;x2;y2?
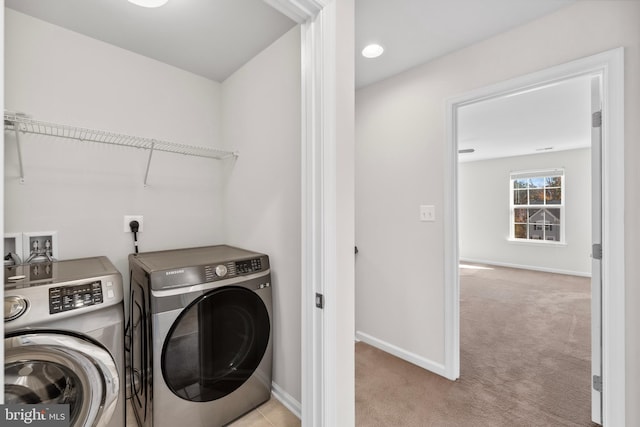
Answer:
420;205;435;222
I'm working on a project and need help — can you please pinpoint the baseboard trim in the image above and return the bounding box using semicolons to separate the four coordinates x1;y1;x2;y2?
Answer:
355;331;448;378
459;257;591;278
271;381;301;420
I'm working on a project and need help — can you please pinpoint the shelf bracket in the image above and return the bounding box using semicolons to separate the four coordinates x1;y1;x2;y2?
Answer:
14;125;25;184
144;141;155;186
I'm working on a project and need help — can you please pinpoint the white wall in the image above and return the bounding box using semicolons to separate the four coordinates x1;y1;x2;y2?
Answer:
4;8;225;288
355;2;640;423
459;149;591;276
221;27;302;410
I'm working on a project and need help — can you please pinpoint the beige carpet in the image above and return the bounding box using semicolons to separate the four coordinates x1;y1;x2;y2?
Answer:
356;265;597;426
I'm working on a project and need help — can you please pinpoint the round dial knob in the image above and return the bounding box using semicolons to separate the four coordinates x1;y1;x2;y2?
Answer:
5;296;28;321
215;264;228;277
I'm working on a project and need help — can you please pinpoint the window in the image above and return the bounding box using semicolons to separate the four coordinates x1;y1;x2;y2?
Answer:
510;170;564;243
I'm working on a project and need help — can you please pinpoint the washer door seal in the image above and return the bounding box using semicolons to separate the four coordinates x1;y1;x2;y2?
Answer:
4;333;120;427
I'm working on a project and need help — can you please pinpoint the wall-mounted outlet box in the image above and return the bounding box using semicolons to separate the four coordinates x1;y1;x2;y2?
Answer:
124;215;144;232
23;231;58;262
420;205;436;222
4;233;23;265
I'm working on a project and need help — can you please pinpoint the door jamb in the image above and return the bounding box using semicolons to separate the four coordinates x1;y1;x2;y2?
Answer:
263;1;341;426
444;47;625;426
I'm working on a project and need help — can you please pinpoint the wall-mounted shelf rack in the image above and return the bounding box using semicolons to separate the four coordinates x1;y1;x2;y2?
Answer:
4;111;238;185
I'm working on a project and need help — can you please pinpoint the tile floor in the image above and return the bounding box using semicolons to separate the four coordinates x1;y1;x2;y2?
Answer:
227;398;300;427
125;396;300;427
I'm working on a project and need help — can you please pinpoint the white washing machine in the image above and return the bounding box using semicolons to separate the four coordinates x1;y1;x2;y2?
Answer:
128;245;272;427
4;257;126;427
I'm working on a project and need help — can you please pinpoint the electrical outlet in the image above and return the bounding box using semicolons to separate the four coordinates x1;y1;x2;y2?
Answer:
124;215;144;232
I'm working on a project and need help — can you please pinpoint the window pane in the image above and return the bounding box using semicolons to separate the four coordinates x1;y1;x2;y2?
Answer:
545;188;562;204
546;176;562;187
545;225;560;241
513;179;528;189
529;189;544;204
514;208;528;223
529;208;543;222
514;224;527;239
529;177;544;188
514;190;528;205
529;223;544;239
546;208;561;224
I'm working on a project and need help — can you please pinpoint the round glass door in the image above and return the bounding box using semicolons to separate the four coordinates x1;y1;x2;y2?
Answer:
4;333;119;427
162;286;270;402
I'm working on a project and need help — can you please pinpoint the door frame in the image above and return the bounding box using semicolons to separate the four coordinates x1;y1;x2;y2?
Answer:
264;1;345;426
444;48;625;425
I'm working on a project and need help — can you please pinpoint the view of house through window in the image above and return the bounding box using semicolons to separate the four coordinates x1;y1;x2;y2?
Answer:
510;170;564;242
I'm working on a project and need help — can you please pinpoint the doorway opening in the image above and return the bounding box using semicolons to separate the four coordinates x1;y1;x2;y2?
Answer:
456;73;596;423
444;48;625;426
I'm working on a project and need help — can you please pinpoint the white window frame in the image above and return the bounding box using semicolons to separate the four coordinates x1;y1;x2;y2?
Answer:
509;169;566;244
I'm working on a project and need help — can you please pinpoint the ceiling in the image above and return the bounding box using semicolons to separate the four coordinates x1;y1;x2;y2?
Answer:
457;75;592;163
355;0;575;88
6;0;575;87
6;0;585;161
4;0;297;83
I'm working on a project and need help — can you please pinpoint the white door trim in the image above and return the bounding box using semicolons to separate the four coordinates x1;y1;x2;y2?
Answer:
590;74;603;424
264;1;339;426
300;3;342;426
444;48;625;426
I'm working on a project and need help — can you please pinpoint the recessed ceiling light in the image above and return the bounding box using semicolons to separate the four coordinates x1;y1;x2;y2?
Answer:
128;0;169;8
362;44;384;59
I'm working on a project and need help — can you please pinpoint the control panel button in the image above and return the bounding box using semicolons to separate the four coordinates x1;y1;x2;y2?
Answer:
5;296;28;321
215;264;228;277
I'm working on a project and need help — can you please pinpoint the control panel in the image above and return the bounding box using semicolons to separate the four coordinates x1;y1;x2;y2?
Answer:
149;255;269;290
202;258;263;281
49;281;103;314
234;258;262;274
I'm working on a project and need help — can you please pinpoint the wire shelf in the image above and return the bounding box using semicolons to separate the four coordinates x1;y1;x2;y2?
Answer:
4;112;237;160
4;111;238;185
